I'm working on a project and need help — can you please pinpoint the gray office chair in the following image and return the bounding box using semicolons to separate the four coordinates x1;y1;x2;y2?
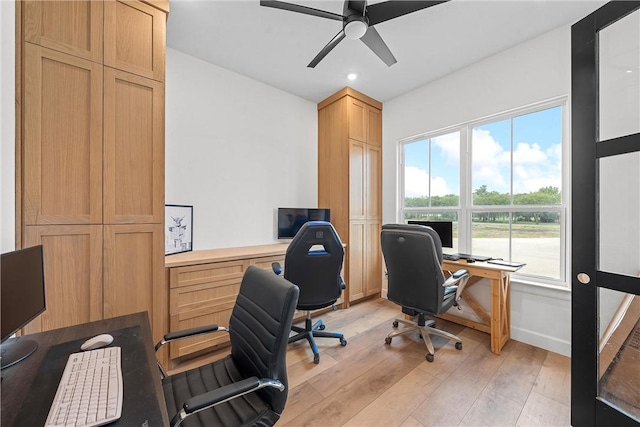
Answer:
155;266;299;427
274;221;347;364
381;223;470;362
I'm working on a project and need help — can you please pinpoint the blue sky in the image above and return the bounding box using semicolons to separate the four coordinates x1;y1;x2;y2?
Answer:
404;106;562;198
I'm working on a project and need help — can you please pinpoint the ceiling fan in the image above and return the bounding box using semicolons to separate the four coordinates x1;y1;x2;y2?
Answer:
260;0;449;68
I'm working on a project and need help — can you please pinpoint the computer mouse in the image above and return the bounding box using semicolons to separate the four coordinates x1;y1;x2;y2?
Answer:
466;258;476;263
81;334;114;351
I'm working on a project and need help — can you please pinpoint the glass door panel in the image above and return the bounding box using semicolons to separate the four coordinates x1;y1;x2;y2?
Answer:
598;289;640;420
598;152;640;277
599;9;640;142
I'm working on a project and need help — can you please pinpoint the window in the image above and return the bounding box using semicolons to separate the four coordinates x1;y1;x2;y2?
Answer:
400;101;566;284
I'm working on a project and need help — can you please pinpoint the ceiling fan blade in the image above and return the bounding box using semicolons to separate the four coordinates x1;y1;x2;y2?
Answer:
366;1;449;26
260;0;343;21
360;26;396;67
308;30;346;68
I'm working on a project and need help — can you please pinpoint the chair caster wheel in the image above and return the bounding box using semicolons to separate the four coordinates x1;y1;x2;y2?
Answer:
455;342;463;350
385;337;392;345
340;338;347;346
318;324;326;330
426;353;434;363
313;354;320;364
392;321;399;328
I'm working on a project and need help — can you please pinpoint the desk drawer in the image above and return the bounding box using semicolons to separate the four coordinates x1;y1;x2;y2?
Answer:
168;260;246;359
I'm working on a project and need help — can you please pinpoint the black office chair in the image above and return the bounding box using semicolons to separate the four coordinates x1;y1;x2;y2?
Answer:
155;266;299;427
274;221;347;364
381;223;470;362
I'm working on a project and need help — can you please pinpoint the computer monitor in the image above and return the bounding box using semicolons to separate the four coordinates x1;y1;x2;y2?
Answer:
407;220;453;248
1;245;46;369
277;208;330;239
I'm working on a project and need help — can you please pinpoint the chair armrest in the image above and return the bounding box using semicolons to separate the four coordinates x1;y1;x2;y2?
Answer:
155;324;227;352
170;377;285;426
442;269;470;301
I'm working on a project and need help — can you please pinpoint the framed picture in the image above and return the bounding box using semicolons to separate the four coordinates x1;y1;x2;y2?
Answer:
165;204;193;255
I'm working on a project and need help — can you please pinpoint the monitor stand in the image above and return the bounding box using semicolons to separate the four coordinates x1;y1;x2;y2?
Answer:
0;338;38;370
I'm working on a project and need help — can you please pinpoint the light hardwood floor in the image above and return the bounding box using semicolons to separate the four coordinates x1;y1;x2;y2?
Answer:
171;297;572;426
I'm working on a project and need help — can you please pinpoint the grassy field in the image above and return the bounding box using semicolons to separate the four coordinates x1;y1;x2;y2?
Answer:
468;221;560;238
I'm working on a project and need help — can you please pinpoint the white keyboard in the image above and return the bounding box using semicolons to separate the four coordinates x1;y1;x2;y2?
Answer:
45;346;123;427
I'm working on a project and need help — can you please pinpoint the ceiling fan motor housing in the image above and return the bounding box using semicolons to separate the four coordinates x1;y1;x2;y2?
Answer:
344;15;369;40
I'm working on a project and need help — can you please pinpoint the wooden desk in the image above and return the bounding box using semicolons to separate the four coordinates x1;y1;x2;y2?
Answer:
440;259;521;355
1;312;169;427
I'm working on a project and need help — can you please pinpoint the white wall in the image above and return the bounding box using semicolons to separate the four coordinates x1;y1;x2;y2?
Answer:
382;26;574;355
165;48;317;250
1;0;15;253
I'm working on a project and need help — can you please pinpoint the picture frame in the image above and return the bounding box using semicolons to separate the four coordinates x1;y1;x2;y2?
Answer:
165;204;193;255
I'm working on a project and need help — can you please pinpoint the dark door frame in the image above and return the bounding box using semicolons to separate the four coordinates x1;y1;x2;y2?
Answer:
571;2;640;426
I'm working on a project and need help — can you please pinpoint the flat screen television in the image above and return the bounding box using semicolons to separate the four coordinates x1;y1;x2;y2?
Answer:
407;220;453;248
1;245;46;369
277;208;331;239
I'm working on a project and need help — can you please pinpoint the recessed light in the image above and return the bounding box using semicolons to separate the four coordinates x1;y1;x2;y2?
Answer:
347;73;358;81
626;69;633;73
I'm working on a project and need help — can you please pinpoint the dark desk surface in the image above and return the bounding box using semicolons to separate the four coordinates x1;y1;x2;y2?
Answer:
1;312;169;427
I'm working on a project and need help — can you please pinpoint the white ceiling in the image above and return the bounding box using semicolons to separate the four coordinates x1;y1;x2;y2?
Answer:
166;0;606;103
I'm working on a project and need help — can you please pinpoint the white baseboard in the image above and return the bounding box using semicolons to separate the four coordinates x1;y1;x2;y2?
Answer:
511;325;571;357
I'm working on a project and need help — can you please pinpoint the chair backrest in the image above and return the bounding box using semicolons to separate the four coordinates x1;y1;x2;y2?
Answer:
284;221;344;311
229;265;299;414
380;223;448;315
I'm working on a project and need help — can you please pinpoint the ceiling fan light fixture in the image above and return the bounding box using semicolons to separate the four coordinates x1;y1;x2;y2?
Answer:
344;19;368;40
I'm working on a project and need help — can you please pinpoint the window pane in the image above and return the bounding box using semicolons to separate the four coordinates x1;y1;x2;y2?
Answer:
512;107;563;205
431;132;460;207
404;212;459;253
471;212;509;259
512;212;561;279
403;139;429;207
472;120;511;205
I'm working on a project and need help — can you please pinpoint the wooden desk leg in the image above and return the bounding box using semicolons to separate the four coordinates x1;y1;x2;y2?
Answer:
490;273;511;355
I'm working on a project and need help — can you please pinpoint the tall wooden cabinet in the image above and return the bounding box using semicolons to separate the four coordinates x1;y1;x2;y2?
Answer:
318;88;382;304
18;0;168;341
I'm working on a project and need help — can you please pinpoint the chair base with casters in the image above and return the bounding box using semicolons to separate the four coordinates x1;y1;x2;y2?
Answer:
384;310;462;362
289;311;347;364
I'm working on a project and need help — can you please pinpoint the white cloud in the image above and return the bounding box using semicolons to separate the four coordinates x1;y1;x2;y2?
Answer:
471;129;510;191
404;166;450;197
432;132;460;166
404;166;429;197
512;142;547;164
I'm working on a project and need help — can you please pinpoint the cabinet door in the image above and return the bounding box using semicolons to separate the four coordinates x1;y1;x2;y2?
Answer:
349;141;366;219
348;220;366;302
104;0;166;81
23;45;103;225
103;224;164;341
348;97;367;142
103;68;164;224
23;0;103;62
364;220;382;297
366;144;381;219
23;225;103;333
367;106;382;147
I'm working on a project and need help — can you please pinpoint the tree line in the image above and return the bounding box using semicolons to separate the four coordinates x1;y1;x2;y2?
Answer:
405;186;561;224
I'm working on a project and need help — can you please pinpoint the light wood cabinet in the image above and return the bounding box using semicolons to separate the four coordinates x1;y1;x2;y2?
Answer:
318;87;382;304
104;0;166;81
23;44;103;226
103;68;164;224
165;245;288;361
23;0;103;62
18;1;167;340
103;224;164;338
22;225;103;333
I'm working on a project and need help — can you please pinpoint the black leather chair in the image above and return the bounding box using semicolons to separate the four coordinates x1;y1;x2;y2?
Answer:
381;223;470;362
276;221;347;364
155;265;299;427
